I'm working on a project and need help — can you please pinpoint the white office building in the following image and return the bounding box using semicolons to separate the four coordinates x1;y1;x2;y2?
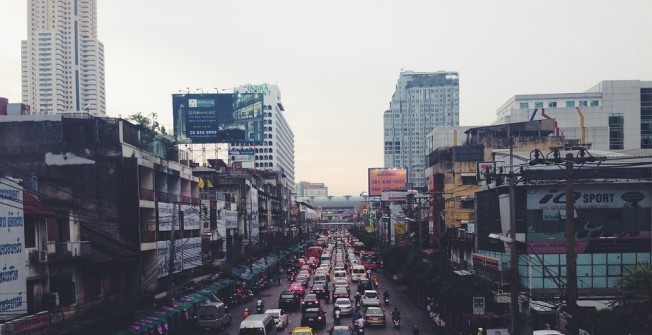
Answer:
493;80;652;150
384;71;460;189
22;0;106;115
232;84;295;189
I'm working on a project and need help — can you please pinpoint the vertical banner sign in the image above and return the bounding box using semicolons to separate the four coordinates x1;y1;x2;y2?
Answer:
250;189;260;243
473;296;485;315
182;204;200;230
0;177;27;318
182;237;202;270
157;202;177;231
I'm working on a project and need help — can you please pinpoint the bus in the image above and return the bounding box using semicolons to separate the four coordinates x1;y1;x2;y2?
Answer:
306;246;323;259
360;250;378;270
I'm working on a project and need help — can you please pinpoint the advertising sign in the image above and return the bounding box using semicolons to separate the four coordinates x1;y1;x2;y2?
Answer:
182;204;200;230
526;184;652;254
229;149;255;162
172;93;264;144
368;168;408;197
224;210;238;229
381;191;408;201
156;237;203;278
158;202;178;231
0;177;27;318
472;296;485;315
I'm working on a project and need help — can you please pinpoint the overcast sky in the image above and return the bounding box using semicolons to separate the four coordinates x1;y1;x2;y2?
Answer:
1;0;652;196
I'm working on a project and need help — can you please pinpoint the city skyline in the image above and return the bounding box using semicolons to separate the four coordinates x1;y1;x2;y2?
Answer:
1;0;652;196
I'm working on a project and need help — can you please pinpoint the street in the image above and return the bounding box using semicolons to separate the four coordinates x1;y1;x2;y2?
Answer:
188;267;443;335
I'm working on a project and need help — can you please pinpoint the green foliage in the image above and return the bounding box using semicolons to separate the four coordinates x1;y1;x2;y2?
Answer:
610;262;652;333
127;112;177;159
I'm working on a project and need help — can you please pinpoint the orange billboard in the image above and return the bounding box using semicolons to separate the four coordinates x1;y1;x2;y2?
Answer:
368;168;408;196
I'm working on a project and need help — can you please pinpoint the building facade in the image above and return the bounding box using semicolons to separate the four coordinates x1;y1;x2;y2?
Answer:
295;181;329;197
231;84;295;190
493;80;652;151
384;71;460;189
22;0;106;115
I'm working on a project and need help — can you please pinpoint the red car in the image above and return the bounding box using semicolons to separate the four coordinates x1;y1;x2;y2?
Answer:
289;281;306;296
300;265;313;274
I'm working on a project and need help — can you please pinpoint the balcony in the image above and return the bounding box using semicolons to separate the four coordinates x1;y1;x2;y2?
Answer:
46;241;91;261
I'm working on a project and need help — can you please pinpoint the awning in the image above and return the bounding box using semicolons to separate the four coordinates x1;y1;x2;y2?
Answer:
453;270;474;276
23;192;55;216
529;300;558;312
577;300;611;310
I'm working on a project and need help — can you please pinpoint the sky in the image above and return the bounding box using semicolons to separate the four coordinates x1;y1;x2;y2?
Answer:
1;0;652;196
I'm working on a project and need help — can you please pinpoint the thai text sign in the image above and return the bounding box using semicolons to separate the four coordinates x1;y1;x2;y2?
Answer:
368;168;408;197
0;178;27;318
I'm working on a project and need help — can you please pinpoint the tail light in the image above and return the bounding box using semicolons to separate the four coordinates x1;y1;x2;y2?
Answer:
317;316;322;320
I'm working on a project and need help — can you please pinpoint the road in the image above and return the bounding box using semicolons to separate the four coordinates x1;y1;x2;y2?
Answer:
188;267;443;335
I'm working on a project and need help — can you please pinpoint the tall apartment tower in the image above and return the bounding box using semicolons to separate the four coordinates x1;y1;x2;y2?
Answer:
22;0;106;115
232;84;295;189
384;71;460;189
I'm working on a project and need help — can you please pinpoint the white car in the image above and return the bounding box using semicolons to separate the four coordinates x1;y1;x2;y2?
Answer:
361;290;380;307
264;308;288;329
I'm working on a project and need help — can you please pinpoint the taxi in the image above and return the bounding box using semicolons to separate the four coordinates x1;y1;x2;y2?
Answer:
290;326;316;335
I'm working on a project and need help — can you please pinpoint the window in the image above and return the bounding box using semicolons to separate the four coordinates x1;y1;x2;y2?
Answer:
534;102;544;108
579;100;588;107
609;113;624;149
590;100;599;107
548;101;557;108
519;102;529;109
565;101;575;107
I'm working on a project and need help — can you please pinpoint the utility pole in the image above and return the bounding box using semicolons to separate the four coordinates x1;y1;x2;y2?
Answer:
565;153;578;334
508;128;519;335
167;203;177;306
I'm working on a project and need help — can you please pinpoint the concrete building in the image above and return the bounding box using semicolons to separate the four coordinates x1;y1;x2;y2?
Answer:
384;71;460;189
231;84;295;190
22;0;106;115
493;80;652;151
295;181;329;197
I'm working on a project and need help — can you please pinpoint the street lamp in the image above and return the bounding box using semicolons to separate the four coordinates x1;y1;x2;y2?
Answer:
489;233;521;335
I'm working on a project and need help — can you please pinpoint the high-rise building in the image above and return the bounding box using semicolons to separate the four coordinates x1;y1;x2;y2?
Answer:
22;0;106;115
295;181;329;197
231;84;295;189
493;80;652;150
384;71;460;189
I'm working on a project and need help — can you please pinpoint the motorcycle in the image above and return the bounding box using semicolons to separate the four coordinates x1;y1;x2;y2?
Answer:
384;296;390;306
355;300;361;309
334;310;341;324
256;302;264;314
355;326;365;335
392;317;400;328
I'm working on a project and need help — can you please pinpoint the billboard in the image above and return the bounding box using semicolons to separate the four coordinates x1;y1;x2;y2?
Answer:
526;184;652;254
172;93;264;144
368;168;408;197
0;178;27;318
156;237;202;278
229;149;255;163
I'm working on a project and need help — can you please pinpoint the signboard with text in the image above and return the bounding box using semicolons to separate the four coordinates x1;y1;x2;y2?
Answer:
473;296;485;315
0;178;27;319
172;93;264;144
368;168;408;197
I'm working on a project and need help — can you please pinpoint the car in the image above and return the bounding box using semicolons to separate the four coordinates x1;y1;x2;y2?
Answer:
301;264;313;274
279;290;301;311
333;270;348;282
289;281;306;297
363;306;386;326
264;308;288;329
330;325;353;335
310;283;327;300
290;326;317;335
361;290;380;307
312;274;328;287
301;293;321;311
296;274;310;287
301;308;327;329
332;287;350;300
357;278;372;293
333;279;350;292
333;298;353;316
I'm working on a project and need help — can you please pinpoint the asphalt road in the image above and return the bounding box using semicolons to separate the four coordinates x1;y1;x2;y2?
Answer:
188;266;442;335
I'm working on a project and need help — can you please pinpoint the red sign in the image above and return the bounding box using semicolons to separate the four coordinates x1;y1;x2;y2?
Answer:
472;253;502;271
368;168;408;197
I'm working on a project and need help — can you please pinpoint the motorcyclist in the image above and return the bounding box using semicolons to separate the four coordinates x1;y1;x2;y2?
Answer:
383;290;390;300
242;308;250;319
412;324;420;335
391;307;400;321
334;306;342;324
354;291;361;303
256;297;264;307
355;316;365;329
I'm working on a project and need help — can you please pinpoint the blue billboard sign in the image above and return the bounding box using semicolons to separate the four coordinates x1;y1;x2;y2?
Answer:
172;93;264;144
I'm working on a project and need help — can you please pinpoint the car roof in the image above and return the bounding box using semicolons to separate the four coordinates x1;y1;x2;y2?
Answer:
304;307;321;312
364;290;378;294
265;308;283;313
335;298;351;303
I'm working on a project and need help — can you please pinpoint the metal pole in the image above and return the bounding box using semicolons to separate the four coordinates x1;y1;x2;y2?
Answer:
167;203;177;306
508;130;519;335
565;153;578;334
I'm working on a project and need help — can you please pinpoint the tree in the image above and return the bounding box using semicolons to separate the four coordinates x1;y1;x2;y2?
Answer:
127;112;177;159
611;262;652;333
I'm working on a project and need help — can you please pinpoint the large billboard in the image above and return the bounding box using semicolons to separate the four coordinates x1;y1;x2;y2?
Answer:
172;93;264;144
0;178;27;318
526;184;652;254
368;168;408;197
156;237;202;278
